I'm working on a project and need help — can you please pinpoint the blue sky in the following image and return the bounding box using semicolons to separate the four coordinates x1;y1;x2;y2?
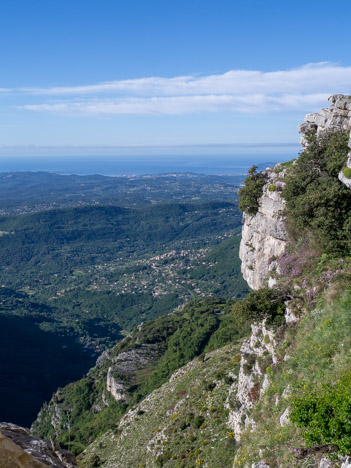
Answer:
1;0;351;155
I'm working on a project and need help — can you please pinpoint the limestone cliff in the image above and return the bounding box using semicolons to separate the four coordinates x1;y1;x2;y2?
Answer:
233;95;351;467
105;343;159;402
299;94;351;188
240;94;351;291
239;166;288;290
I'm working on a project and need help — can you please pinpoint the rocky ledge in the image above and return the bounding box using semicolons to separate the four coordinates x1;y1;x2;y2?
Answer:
0;422;76;468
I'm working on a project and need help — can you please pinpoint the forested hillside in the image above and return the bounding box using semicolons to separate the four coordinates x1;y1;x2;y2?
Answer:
0;201;246;344
0;174;248;430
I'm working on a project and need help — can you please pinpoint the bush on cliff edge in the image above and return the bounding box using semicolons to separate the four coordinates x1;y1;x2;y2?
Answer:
238;165;268;215
283;130;351;255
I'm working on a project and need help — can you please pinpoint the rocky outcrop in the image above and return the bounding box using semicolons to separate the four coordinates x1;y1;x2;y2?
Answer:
239;167;288;290
240;95;351;292
0;423;76;468
298;94;351;189
227;319;277;440
341;457;351;468
33;332;163;445
106;344;159;402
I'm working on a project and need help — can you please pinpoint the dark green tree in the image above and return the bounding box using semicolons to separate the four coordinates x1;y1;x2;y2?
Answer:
238;165;268;215
283;130;351;254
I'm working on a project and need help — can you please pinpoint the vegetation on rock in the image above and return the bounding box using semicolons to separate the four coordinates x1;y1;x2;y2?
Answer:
33;298;240;453
343;167;351;179
238;165;268;215
283;130;351;255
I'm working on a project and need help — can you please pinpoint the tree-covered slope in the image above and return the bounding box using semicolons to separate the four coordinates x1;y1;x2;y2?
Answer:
0;201;245;346
0;185;248;429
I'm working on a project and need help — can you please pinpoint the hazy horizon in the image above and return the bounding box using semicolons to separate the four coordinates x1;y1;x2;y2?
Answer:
0;143;299;176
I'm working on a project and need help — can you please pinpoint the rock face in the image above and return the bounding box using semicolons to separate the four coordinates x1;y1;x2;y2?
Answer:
341;457;351;468
239;166;288;290
106;344;159;402
227;319;277;440
0;423;76;468
240;94;351;292
298;94;351;189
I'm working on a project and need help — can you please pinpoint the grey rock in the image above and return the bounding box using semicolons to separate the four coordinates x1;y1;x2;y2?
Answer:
298;122;317;133
239;166;288;290
106;344;159;402
338;155;351;188
319;457;332;468
279;406;290;426
106;368;128;401
341;457;351;468
285;302;298;324
228;319;277;440
0;422;76;467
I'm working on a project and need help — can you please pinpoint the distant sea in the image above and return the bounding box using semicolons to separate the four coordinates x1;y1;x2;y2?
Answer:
0;145;300;176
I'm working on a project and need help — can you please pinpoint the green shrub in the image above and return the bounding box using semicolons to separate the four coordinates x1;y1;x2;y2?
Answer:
232;288;286;327
283;130;351;255
264;334;270;344
193;415;205;429
343;167;351;179
268;184;276;191
290;371;351;455
238;165;268;215
265;365;273;377
205;289;285;352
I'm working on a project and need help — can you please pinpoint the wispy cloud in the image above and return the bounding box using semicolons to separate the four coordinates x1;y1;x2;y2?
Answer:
12;62;351;115
22;93;329;115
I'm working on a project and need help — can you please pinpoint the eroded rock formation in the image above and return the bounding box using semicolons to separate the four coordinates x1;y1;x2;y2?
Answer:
0;423;76;468
106;344;159;402
299;94;351;189
227;319;277;440
239;166;288;290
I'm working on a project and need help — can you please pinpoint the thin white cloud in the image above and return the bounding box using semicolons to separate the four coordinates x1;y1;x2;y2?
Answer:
21;93;329;115
13;62;351;115
19;62;351;96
